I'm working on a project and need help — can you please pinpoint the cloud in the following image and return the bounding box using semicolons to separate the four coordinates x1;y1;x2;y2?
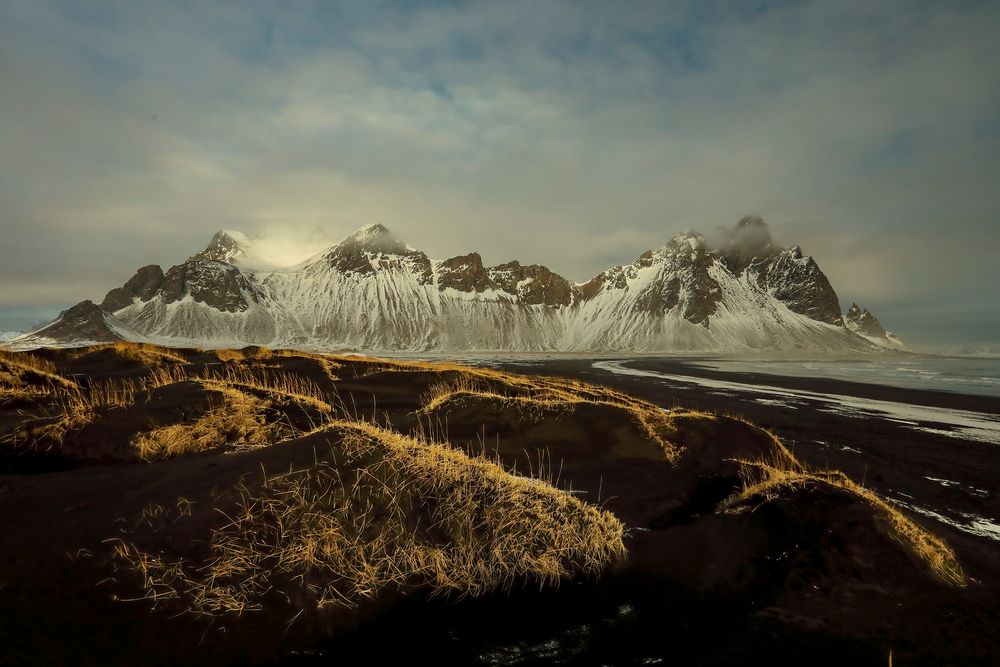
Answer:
0;0;998;350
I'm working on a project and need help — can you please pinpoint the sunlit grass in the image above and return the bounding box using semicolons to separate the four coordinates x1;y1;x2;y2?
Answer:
720;457;967;586
113;341;187;366
0;344;968;591
131;386;285;460
404;362;687;462
113;419;626;618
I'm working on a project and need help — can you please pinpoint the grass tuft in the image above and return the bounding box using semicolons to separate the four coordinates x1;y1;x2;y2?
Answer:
720;457;967;587
113;341;187;366
114;419;626;618
409;363;685;462
131;387;286;460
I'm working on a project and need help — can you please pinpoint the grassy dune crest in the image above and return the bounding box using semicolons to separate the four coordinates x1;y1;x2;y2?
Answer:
721;458;967;587
0;349;77;399
406;362;684;462
0;343;970;591
114;420;626;618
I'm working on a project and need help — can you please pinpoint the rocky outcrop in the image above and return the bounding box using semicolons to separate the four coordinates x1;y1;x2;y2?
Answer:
323;224;433;284
159;261;260;313
437;253;494;292
717;218;842;325
487;261;575;306
843;303;907;350
193;231;247;264
748;246;843;325
845;303;888;338
101;265;165;312
585;234;722;325
29;301;122;343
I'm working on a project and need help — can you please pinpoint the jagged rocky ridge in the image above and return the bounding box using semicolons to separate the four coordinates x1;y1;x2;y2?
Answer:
21;217;906;352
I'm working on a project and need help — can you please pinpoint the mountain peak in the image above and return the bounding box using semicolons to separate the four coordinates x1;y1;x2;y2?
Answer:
845;302;889;339
33;215;901;353
721;215;777;273
338;224;406;254
731;215;774;247
736;214;767;229
667;231;707;252
196;230;248;263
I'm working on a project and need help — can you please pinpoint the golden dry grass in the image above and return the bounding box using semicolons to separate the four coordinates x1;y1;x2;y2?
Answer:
405;362;686;462
113;341;187;366
143;364;191;389
5;344;964;592
0;349;58;375
9;362;328;459
9;378;138;450
211;347;273;363
720;457;967;587
131;387;286;460
199;366;334;412
113;419;626;618
128;363;346;460
270;349;345;382
0;349;77;397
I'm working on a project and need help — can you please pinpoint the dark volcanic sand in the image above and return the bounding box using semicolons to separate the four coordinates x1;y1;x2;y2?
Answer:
308;357;1000;666
494;357;1000;542
2;352;999;666
489;358;1000;657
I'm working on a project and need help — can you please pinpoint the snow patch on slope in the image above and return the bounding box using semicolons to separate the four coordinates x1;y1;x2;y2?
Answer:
52;221;901;353
105;241;881;353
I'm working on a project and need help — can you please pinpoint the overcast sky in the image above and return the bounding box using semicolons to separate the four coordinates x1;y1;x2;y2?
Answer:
1;1;998;351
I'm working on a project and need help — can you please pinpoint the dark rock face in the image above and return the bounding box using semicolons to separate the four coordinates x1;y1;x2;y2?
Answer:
748;247;843;325
580;234;722;325
578;268;627;300
845;303;888;338
322;224;433;284
680;257;723;324
633;275;681;315
194;231;246;263
32;300;120;342
159;262;259;313
100;231;262;314
639;235;721;324
324;243;377;275
436;253;494;292
718;218;843;326
580;218;845;328
488;261;575;306
101;265;165;312
435;254;576;303
720;215;779;274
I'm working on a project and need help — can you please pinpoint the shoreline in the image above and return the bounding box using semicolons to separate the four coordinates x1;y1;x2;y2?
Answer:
493;356;1000;547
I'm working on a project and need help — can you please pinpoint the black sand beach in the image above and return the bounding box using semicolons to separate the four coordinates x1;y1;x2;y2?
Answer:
496;356;1000;539
498;357;1000;627
1;348;998;666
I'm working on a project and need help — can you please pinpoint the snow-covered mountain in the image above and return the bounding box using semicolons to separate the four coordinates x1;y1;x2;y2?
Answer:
843;303;907;351
17;216;907;353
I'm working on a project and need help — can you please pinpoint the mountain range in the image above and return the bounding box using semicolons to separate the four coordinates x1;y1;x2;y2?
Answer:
16;216;905;353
